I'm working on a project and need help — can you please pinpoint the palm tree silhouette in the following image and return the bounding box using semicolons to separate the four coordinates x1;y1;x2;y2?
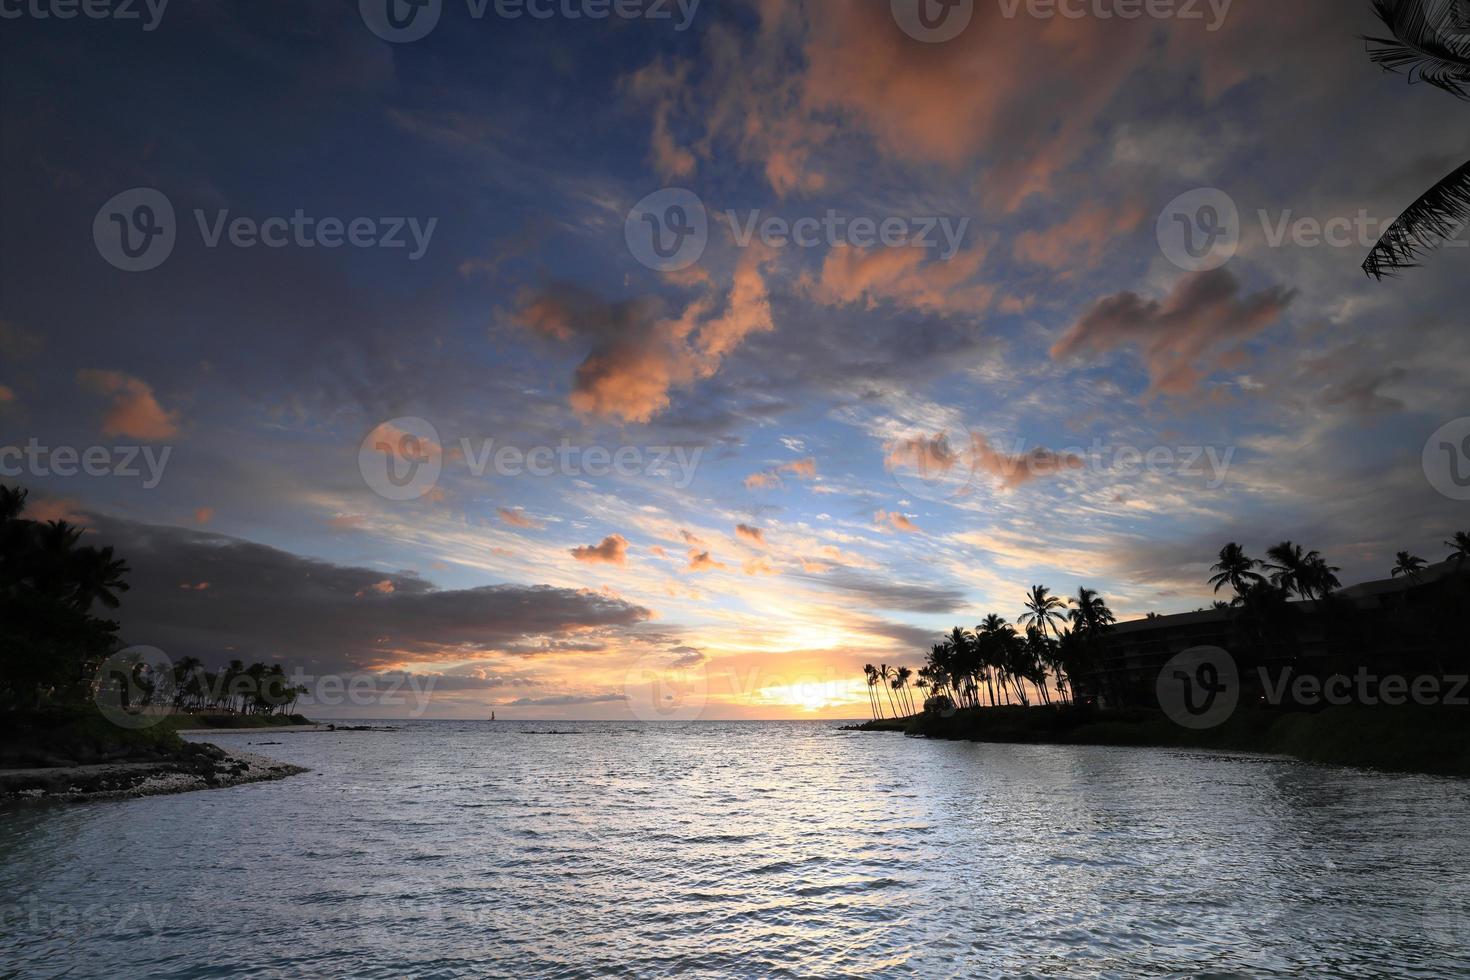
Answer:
1446;530;1470;564
1362;0;1470;278
1209;543;1264;603
1392;551;1428;580
863;664;883;719
895;666;915;715
1264;541;1310;597
1019;585;1068;641
878;663;900;718
1069;588;1116;635
1302;554;1343;600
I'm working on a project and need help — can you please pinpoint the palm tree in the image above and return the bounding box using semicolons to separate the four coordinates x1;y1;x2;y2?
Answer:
1264;541;1309;598
1362;0;1470;279
948;626;983;707
1302;554;1343;600
1069;588;1116;635
896;666;915;715
976;615;1013;705
1446;530;1470;565
67;545;131;611
1392;551;1428;580
1209;543;1264;603
1019;585;1068;641
863;664;882;719
878;663;900;718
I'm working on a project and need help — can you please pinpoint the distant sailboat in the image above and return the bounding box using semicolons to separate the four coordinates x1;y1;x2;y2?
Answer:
490;711;496;722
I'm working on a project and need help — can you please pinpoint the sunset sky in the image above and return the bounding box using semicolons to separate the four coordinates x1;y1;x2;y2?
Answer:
2;0;1468;718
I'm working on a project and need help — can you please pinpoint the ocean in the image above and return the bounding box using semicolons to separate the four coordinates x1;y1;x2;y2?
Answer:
3;720;1468;977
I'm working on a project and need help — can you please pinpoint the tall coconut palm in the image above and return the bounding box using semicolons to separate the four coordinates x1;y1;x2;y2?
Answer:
1209;543;1264;602
949;626;983;707
878;663;900;718
862;664;882;719
1446;530;1470;565
1019;585;1068;641
976;615;1013;706
1069;588;1116;636
1362;0;1470;279
896;666;915;715
1264;541;1310;598
1392;551;1428;580
1302;554;1343;600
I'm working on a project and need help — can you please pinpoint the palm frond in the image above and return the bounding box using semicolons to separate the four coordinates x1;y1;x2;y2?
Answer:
1363;157;1470;278
1365;0;1470;99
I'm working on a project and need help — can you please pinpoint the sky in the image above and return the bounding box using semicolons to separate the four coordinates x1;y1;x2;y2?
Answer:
2;0;1469;720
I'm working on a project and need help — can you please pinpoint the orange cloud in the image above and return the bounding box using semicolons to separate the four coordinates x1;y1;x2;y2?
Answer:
572;535;629;566
355;579;396;598
76;370;179;440
972;435;1085;491
875;509;921;534
735;523;766;545
744;471;780;491
746;457;818;490
193;507;214;525
804;244;992;314
1014;199;1148;270
687;550;727;573
1052;269;1296;397
799;3;1152;210
742;556;778;576
0;384;14;403
498;507;545;530
516;245;778;424
885;433;961;479
27;497;86;524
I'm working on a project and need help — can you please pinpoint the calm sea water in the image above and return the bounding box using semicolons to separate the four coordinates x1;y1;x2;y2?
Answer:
2;720;1469;978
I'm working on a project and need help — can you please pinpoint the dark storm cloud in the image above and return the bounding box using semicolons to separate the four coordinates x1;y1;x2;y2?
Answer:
88;516;652;674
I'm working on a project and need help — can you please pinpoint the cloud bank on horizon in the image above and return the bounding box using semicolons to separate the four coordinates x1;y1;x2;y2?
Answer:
2;0;1468;717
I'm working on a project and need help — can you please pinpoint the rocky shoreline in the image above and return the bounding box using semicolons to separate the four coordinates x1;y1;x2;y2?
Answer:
0;744;307;805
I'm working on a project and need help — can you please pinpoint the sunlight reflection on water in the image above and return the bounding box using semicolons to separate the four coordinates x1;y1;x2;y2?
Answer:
2;720;1468;978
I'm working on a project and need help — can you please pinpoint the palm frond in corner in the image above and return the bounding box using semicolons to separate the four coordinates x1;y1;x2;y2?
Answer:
1364;0;1470;99
1363;158;1470;277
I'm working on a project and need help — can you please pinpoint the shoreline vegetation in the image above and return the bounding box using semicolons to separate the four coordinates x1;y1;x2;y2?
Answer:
0;485;312;805
843;704;1470;778
853;537;1470;779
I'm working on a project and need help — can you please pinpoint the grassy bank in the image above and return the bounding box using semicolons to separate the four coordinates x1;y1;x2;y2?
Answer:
848;705;1470;778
